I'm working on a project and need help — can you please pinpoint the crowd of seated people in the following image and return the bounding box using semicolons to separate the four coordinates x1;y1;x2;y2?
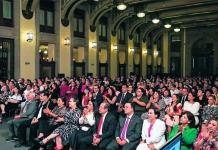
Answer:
0;75;217;150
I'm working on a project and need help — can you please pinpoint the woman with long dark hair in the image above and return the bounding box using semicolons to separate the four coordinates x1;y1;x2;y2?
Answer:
164;94;182;133
168;111;198;150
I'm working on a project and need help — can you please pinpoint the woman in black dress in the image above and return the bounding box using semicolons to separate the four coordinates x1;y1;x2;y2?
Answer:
39;97;81;150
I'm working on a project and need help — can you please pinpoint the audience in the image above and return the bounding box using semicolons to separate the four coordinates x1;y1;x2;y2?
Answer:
0;75;217;150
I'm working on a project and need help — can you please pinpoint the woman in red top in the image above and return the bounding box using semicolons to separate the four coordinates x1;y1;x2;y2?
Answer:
81;89;90;108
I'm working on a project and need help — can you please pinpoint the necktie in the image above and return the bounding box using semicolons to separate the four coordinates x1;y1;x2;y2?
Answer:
97;116;103;137
182;96;185;104
121;93;125;102
120;117;130;140
22;101;29;113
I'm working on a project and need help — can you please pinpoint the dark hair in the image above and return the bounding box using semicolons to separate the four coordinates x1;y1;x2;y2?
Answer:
58;97;66;105
125;102;135;112
108;86;115;97
149;108;160;118
70;97;79;107
41;91;50;97
182;111;196;128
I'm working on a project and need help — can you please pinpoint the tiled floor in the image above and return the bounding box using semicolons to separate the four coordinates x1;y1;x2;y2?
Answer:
0;118;28;150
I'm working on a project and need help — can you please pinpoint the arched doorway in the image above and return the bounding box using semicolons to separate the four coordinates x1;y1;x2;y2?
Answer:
39;44;56;78
191;38;214;76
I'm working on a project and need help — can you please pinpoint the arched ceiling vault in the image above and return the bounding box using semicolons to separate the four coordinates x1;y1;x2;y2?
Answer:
111;8;135;36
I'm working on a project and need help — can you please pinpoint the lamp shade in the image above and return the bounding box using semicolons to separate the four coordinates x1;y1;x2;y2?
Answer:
64;37;70;46
152;18;160;24
174;27;180;32
164;23;171;29
26;32;33;42
117;3;127;10
137;12;145;18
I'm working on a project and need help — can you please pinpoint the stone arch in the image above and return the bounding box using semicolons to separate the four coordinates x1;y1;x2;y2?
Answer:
191;36;215;75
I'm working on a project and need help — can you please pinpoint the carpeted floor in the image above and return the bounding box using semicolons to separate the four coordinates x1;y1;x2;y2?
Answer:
0;118;29;150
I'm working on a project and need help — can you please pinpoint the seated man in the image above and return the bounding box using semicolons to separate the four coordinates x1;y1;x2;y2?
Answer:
106;102;142;150
78;102;117;150
6;91;37;147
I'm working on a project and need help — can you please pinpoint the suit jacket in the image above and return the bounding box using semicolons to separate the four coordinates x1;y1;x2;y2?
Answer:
117;92;133;106
93;92;103;109
115;114;142;143
20;100;37;119
34;99;56;120
179;95;188;106
94;112;117;141
141;119;166;149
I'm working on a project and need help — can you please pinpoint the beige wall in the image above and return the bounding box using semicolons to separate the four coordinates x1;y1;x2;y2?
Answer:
110;35;118;79
19;1;36;80
99;48;107;63
59;23;71;77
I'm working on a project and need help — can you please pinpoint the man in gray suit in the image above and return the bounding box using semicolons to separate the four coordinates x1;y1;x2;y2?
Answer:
106;102;142;150
6;91;37;147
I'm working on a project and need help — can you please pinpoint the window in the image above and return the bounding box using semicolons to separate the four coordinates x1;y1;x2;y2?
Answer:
134;29;140;47
39;0;55;33
98;17;108;41
170;35;181;52
0;0;13;27
74;9;85;38
3;0;11;19
118;23;125;44
39;10;45;25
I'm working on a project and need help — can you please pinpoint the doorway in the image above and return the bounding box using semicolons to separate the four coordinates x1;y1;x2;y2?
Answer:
0;38;14;80
39;44;55;78
191;39;214;76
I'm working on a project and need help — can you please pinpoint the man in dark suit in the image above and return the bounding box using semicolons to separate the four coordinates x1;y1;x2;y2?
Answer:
78;102;117;150
16;92;55;148
93;85;103;110
106;102;142;150
180;87;189;106
116;84;133;115
6;91;37;147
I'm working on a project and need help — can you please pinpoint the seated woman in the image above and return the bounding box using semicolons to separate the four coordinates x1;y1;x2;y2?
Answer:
201;95;218;122
0;85;10;123
164;94;182;134
137;108;166;150
168;111;198;150
5;87;22;114
194;119;218;150
183;92;200;125
146;91;166;120
103;86;117;116
39;97;81;150
81;89;90;108
45;97;67;133
70;100;95;150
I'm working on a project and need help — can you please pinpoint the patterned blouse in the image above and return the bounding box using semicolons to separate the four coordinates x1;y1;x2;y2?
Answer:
0;92;10;103
201;105;218;121
49;106;67;126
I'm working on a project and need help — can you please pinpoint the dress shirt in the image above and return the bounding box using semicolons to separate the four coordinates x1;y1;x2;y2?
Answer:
116;113;133;142
99;112;107;136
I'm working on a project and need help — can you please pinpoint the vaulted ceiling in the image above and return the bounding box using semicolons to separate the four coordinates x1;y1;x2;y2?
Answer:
22;0;218;38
